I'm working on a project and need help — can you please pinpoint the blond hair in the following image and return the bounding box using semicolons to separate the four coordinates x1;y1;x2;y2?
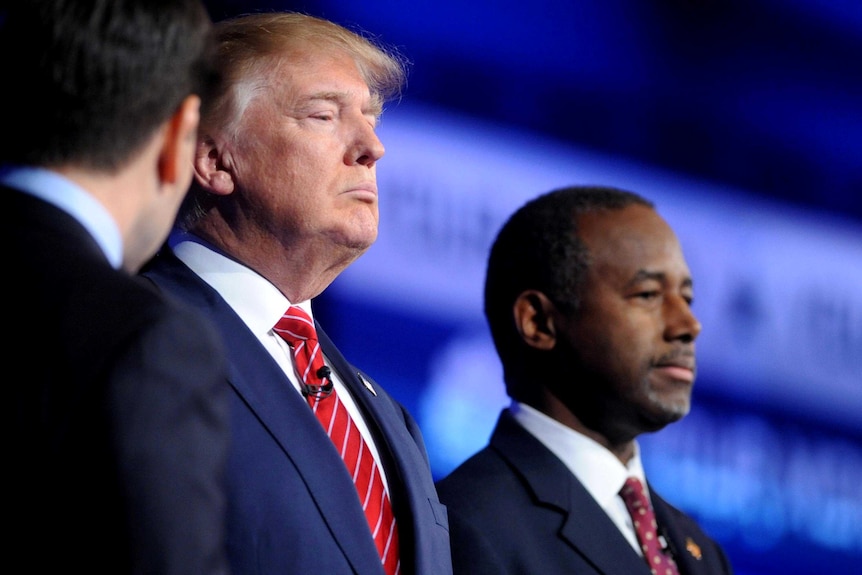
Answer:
202;11;407;137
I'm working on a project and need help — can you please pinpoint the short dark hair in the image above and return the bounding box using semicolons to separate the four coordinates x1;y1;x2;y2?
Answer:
0;0;219;171
484;185;654;396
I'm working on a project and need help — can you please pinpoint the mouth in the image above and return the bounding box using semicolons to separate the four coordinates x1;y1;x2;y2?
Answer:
653;352;696;384
342;183;377;203
653;364;696;384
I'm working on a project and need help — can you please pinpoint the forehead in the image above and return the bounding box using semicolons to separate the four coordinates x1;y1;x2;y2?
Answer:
269;46;367;90
577;205;688;276
261;49;379;117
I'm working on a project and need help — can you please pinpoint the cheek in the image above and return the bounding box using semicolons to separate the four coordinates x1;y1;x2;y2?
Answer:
576;315;647;375
612;320;656;369
236;140;309;205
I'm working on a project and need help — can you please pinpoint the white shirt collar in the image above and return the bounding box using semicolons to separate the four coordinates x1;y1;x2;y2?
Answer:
511;401;648;506
171;233;312;335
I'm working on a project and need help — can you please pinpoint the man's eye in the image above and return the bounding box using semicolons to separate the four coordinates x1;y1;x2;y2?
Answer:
636;291;660;300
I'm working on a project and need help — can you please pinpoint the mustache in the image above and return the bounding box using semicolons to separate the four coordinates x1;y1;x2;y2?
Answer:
654;347;696;372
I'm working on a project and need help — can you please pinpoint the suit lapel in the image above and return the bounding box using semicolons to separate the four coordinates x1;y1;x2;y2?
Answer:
317;321;457;575
315;323;415;495
651;489;707;575
142;249;385;574
491;410;653;575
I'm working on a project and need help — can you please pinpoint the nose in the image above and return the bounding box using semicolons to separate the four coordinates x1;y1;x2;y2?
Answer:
665;294;702;344
348;120;385;167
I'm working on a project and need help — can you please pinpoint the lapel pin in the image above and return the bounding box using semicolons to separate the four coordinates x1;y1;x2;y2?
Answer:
358;373;377;396
685;537;702;560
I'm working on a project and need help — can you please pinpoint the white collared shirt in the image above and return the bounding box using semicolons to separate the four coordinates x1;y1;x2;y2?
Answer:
173;235;390;492
511;401;647;556
2;165;123;268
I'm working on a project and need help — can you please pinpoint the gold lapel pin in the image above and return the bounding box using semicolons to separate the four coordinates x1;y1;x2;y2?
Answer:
685;537;702;560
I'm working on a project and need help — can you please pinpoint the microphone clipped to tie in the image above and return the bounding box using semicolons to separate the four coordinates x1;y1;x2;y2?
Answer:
301;365;334;399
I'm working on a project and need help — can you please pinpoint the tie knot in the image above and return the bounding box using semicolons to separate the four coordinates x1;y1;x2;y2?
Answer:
273;306;317;347
273;306;331;399
621;476;645;496
620;477;651;513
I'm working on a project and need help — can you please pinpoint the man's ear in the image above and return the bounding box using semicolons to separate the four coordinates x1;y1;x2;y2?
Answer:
193;133;235;196
513;290;557;350
157;94;200;185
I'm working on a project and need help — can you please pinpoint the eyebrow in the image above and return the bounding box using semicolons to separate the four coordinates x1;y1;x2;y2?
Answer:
628;269;694;289
303;90;383;119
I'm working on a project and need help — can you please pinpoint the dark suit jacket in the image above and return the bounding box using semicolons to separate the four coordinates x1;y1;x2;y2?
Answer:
141;246;452;575
5;187;231;574
436;409;733;575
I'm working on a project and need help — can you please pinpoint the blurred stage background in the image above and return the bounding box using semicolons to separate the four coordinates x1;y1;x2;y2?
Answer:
206;2;861;574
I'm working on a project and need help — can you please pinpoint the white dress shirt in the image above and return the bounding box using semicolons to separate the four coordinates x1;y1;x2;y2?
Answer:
172;234;390;492
511;401;648;556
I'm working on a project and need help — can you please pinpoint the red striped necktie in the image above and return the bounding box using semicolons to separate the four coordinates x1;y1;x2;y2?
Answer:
274;306;400;575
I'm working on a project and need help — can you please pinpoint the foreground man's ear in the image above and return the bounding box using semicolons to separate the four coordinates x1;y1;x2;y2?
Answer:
158;94;201;185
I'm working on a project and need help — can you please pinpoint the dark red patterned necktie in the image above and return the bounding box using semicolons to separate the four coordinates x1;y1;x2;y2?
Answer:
620;477;679;575
274;306;400;575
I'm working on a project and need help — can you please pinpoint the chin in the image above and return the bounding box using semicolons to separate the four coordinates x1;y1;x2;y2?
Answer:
329;218;377;248
663;400;691;422
346;233;375;252
646;394;691;427
343;212;378;244
350;228;378;251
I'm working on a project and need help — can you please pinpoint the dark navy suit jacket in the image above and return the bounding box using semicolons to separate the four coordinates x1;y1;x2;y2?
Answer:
6;187;230;574
437;409;733;575
141;247;452;575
